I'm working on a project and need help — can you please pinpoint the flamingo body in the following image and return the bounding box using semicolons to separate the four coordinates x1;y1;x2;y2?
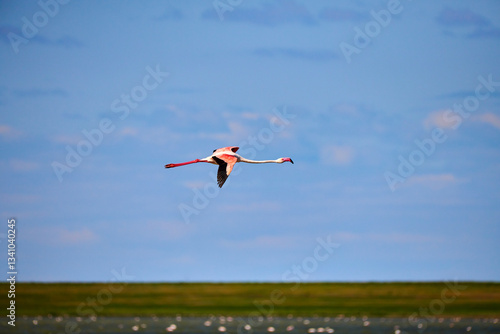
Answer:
165;146;293;188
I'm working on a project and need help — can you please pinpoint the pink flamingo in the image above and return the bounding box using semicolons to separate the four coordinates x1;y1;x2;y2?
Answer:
165;146;293;188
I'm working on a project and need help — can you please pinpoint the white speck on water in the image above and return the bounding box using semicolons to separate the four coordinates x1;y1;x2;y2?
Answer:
166;324;177;332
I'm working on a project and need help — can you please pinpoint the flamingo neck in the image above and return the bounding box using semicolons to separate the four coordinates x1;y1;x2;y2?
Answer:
239;158;279;164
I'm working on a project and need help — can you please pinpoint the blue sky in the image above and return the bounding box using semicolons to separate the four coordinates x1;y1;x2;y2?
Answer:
1;0;499;282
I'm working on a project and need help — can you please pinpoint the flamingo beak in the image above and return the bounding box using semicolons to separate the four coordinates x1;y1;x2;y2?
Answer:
284;158;294;164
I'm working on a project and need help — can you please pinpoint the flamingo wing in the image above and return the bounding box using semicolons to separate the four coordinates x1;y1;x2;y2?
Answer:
212;154;238;188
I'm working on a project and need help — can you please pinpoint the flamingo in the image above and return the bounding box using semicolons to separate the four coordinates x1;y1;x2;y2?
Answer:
165;146;293;188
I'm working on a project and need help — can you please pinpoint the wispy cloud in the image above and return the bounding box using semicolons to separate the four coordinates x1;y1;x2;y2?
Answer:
13;88;68;98
475;113;500;129
436;7;500;39
201;0;316;26
0;25;84;48
118;126;139;137
200;120;251;142
155;5;183;21
406;173;459;189
436;90;500;99
253;47;338;62
143;220;194;241
333;231;443;244
25;226;100;245
467;27;500;39
218;201;282;213
57;227;99;244
321;145;354;166
423;109;457;129
51;134;82;145
318;7;368;22
0;124;22;140
221;235;299;250
9;159;40;172
436;7;490;27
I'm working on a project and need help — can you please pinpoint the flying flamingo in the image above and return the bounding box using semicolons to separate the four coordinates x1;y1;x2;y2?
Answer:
165;146;293;188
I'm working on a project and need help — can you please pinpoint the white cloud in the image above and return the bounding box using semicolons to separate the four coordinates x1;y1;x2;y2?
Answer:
321;145;354;165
